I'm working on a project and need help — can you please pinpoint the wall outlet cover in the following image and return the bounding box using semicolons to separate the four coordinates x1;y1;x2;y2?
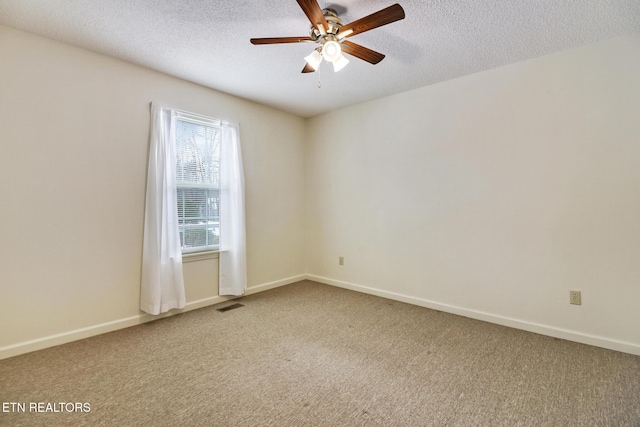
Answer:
570;290;581;305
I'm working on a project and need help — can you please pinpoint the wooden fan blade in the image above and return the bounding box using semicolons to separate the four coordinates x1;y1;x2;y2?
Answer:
296;0;329;32
302;63;316;73
341;40;385;64
250;36;313;45
338;4;405;38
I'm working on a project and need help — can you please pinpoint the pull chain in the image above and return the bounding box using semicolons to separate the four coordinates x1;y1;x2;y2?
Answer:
317;63;321;88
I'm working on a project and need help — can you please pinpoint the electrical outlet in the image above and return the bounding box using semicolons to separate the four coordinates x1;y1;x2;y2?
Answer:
570;290;581;305
339;256;344;266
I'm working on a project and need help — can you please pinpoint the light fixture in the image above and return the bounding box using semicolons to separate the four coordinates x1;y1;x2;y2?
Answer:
304;38;349;73
304;49;323;71
332;53;349;72
321;39;342;63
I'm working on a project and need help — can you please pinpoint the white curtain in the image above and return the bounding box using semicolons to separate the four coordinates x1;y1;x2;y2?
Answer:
140;103;186;315
219;121;247;295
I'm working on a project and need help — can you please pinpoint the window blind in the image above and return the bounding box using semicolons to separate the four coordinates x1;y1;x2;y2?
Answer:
175;112;221;252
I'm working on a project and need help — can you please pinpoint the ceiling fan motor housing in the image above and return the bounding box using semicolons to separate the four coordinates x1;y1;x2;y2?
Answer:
310;8;344;40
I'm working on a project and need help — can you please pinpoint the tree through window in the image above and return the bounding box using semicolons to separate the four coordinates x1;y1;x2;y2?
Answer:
175;112;220;252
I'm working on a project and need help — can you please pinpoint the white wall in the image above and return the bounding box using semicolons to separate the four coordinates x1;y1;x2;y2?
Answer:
305;34;640;354
0;25;306;357
2;24;639;358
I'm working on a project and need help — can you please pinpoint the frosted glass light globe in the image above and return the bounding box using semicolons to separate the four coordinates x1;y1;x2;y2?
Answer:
322;40;341;63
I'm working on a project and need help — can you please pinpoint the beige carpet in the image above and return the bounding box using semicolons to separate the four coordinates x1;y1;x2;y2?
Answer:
1;280;639;426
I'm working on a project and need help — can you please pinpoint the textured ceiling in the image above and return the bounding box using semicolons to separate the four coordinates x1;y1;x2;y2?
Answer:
1;0;639;117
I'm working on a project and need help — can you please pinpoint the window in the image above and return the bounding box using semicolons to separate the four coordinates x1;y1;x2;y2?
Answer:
175;112;220;253
142;103;245;312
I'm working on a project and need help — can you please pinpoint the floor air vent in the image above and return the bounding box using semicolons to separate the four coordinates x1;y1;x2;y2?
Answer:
216;303;244;313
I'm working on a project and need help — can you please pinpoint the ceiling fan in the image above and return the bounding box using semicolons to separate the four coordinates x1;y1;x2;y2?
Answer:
250;1;405;73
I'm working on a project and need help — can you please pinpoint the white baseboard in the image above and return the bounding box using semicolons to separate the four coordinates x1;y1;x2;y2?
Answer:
4;273;637;359
246;274;307;295
0;274;305;360
306;274;640;356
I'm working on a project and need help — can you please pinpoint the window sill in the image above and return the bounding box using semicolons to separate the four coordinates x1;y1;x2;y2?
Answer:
182;251;220;263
